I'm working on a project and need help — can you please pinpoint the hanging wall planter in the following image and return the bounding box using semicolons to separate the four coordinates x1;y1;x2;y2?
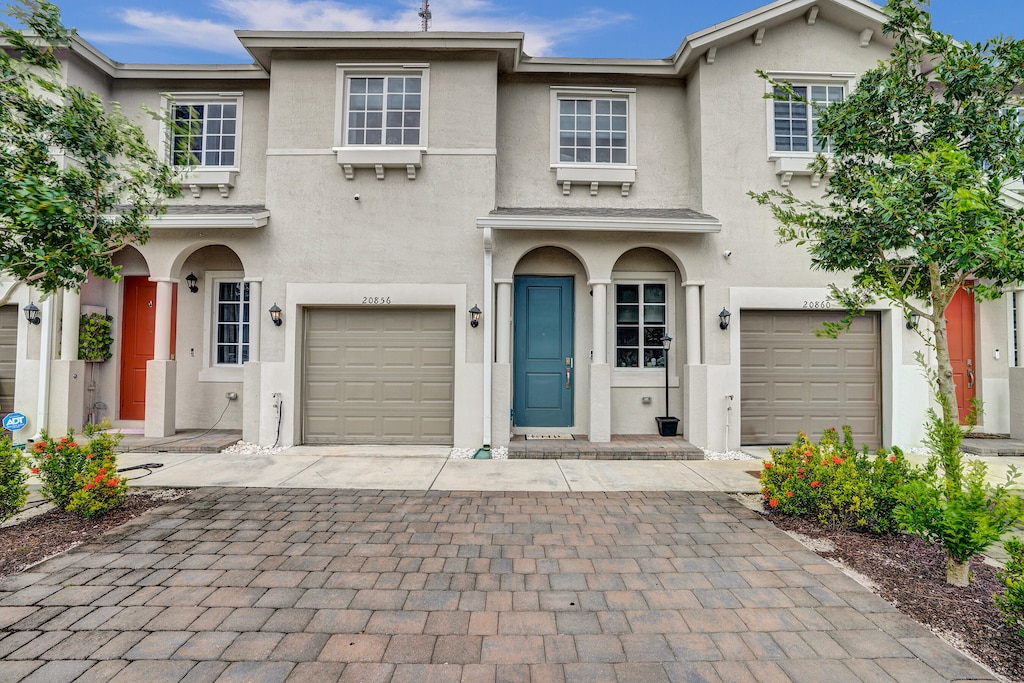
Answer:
78;313;114;362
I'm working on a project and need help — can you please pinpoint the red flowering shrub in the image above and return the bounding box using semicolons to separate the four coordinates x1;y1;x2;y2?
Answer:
68;454;127;517
30;421;127;516
759;427;914;533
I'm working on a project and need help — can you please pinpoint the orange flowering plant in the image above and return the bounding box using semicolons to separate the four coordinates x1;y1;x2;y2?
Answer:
67;454;127;517
760;426;914;533
30;421;127;515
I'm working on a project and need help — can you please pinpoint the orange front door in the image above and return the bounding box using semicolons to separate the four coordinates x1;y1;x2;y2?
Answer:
946;287;977;424
119;278;177;421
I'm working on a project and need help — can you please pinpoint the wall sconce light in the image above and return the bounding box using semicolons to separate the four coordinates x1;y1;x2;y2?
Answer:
906;312;920;330
719;307;731;330
660;334;672;351
469;304;481;328
269;303;282;327
23;302;40;325
185;272;199;293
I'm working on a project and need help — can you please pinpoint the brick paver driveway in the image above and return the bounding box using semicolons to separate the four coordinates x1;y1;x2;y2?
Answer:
0;488;995;682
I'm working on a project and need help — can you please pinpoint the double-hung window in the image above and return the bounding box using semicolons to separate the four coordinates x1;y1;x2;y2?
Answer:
558;97;628;163
214;280;250;366
334;65;429;179
170;98;240;168
615;283;667;369
772;83;844;153
346;75;422;146
550;87;637;194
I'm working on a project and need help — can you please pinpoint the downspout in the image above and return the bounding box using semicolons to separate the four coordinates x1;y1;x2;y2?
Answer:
482;227;494;448
34;297;54;439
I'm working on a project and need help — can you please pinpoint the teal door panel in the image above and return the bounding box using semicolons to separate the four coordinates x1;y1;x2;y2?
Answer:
514;276;574;427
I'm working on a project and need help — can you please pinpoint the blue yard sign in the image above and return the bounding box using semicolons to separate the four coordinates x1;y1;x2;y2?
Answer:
2;412;27;432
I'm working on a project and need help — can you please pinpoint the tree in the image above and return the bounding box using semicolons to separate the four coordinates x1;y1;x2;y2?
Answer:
750;0;1024;426
0;0;178;297
750;0;1024;586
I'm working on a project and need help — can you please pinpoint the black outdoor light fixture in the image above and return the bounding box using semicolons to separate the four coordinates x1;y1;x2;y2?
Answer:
23;302;40;325
469;304;481;328
185;272;199;293
655;333;679;437
269;303;282;327
719;307;732;330
906;312;920;330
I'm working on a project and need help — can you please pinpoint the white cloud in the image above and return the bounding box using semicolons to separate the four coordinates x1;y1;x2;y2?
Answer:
84;0;629;61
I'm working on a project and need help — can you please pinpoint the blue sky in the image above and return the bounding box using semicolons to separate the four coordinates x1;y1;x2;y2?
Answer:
35;0;1022;64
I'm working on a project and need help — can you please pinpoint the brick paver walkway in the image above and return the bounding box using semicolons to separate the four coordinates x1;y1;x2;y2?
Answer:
0;489;995;682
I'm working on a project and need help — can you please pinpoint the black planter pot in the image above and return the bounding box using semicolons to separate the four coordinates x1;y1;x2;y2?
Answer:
655;416;679;437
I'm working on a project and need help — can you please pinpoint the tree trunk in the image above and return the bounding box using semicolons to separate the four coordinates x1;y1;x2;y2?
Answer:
947;554;970;587
929;263;959;424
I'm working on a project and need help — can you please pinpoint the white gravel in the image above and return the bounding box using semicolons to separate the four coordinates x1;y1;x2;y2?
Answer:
220;440;288;456
449;446;509;460
701;448;758;461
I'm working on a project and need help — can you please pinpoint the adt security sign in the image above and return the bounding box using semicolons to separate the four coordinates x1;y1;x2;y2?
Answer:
2;412;27;432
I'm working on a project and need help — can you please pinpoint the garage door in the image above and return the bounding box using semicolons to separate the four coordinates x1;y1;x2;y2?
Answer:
0;306;16;420
741;310;881;447
302;307;455;444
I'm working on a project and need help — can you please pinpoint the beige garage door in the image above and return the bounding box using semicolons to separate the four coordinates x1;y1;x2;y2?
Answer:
302;307;455;445
0;306;16;420
741;310;881;447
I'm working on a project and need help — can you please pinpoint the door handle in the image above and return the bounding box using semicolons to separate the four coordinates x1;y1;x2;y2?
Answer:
565;357;573;389
967;368;974;388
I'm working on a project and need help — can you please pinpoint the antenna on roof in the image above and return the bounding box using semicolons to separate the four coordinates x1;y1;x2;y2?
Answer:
418;0;432;31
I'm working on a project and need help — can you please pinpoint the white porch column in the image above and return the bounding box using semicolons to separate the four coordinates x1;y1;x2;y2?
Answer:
684;282;702;365
1016;289;1024;368
589;280;611;442
495;281;512;364
50;288;86;434
60;288;80;361
145;278;176;437
245;278;263;362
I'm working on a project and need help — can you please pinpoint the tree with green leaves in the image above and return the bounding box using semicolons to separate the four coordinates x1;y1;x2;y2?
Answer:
750;0;1024;426
0;0;178;297
751;0;1024;586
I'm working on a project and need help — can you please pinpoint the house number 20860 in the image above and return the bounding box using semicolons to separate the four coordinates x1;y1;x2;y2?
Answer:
802;300;832;309
362;297;392;304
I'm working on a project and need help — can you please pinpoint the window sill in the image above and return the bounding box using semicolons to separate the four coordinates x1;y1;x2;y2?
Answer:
178;169;239;199
553;165;637;197
198;366;244;383
770;155;830;188
334;147;424;180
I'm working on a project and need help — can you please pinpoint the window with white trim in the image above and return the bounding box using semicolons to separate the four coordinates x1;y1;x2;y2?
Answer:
345;75;422;146
170;98;240;168
773;83;844;153
558;97;628;164
615;282;668;368
214;280;250;366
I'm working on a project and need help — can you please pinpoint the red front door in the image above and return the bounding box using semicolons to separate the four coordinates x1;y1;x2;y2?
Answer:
120;278;177;421
946;287;977;424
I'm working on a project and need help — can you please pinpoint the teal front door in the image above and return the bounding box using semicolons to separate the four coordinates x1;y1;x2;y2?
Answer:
513;276;574;427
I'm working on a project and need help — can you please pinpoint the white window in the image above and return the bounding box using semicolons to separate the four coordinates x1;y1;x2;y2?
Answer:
346;75;422;146
169;97;241;168
214;280;250;366
558;97;629;164
772;83;844;153
615;282;668;369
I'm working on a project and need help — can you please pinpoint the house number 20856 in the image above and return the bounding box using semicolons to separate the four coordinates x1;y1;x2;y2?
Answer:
802;300;832;309
362;297;392;304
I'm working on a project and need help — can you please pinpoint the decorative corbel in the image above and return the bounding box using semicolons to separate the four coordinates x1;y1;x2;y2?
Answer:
590;182;599;197
562;180;571;196
860;29;873;47
406;164;417;180
753;27;765;46
188;184;201;199
706;47;717;65
620;183;631;197
374;164;385;180
806;6;819;24
810;173;822;188
780;171;793;187
342;164;354;180
217;184;230;199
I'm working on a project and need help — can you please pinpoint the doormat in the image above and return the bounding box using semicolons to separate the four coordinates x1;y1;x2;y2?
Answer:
525;434;574;440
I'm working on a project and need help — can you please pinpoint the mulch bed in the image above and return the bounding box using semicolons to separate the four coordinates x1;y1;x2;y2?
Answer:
0;492;180;581
765;512;1024;682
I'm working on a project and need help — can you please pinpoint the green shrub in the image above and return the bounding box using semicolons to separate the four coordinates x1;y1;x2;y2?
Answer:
895;402;1024;586
760;427;914;533
0;436;29;521
996;537;1024;639
67;455;127;517
30;430;89;510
